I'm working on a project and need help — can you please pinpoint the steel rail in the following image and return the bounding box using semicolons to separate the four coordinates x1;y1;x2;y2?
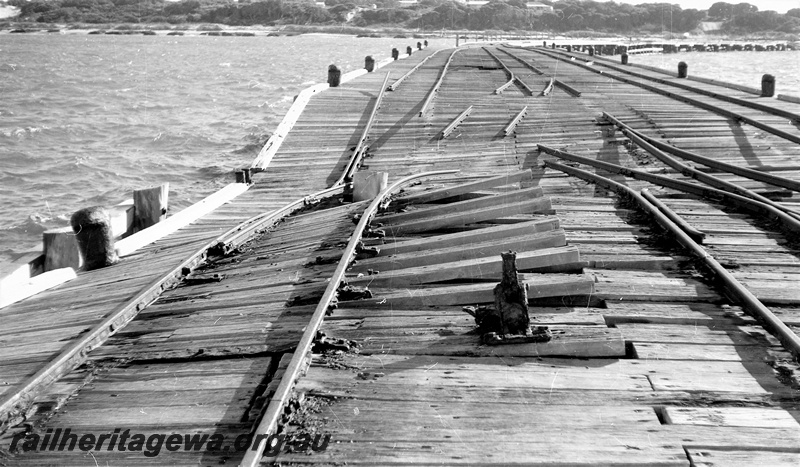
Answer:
441;106;474;139
497;47;545;74
544;159;800;360
603;112;800;220
537;144;800;234
550;47;800;123
482;47;516;94
0;183;345;425
388;48;445;92
239;169;458;467
336;72;391;186
504;106;529;136
604;115;800;194
419;48;459;117
553;78;582;97
530;48;800;145
641;188;706;243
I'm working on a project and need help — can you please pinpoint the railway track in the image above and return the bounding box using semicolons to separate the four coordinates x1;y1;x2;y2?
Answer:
2;43;800;466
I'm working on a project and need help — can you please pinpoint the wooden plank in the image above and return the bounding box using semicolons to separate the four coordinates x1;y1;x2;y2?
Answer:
352;229;567;273
348;246;580;287
380;186;544;225
382;197;553;235
343;274;593;307
687;449;800;467
397;169;533;204
0;268;77;309
322;324;625;358
663;407;800;428
377;217;560;256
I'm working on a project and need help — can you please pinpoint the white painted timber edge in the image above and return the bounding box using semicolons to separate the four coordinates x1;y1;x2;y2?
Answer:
115;183;250;257
249;48;420;171
0;267;77;309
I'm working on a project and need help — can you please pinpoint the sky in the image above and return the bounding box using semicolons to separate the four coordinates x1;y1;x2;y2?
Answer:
611;0;800;13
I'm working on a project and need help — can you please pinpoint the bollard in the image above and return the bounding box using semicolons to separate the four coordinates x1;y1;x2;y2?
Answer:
391;47;399;60
71;207;118;271
588;46;594;56
551;43;556;49
566;45;572;52
364;55;375;72
424;40;428;47
678;61;688;78
543;41;547;47
621;53;628;65
761;74;775;97
406;45;412;55
327;64;341;87
417;41;422;50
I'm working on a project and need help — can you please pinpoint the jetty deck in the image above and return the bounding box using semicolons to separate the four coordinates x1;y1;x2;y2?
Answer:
2;41;800;466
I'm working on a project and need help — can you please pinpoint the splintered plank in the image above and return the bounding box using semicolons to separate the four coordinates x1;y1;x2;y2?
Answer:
274;401;686;466
342;274;594;307
322;324;625;357
687;449;800;467
663;407;800;429
352;229;567;272
397;169;533;204
377;217;560;256
380;186;545;224
590;269;720;302
381;197;553;234
602;302;750;325
348;246;580;287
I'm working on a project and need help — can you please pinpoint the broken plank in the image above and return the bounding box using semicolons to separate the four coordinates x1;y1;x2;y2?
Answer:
396;169;533;205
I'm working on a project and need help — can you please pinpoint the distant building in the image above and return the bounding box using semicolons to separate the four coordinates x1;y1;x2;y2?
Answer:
398;0;418;4
465;0;489;7
526;2;553;11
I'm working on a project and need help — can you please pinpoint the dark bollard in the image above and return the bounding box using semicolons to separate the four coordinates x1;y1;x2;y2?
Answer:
417;41;422;50
588;46;594;56
71;207;118;271
327;64;341;87
551;43;556;49
566;45;572;52
406;45;412;55
761;74;775;97
543;41;547;47
391;47;399;60
678;61;688;78
364;55;375;72
621;53;628;65
424;40;428;47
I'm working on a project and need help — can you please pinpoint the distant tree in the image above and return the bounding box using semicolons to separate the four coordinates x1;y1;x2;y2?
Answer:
787;8;800;18
708;1;732;19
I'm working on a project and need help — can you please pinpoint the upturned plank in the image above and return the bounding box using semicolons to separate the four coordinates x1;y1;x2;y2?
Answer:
341;274;594;307
351;229;567;273
381;197;553;235
348;246;580;287
396;169;533;205
377;217;560;256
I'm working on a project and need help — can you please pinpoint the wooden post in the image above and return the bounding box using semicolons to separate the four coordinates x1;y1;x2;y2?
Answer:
133;183;169;232
417;41;422;50
678;61;688;78
352;171;388;202
621;53;629;65
406;45;412;55
761;74;775;97
327;65;341;87
364;55;375;72
71;207;118;271
43;227;81;271
492;251;530;336
391;48;399;60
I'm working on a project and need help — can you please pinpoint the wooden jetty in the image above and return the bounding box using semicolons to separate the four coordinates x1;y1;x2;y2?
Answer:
2;40;800;466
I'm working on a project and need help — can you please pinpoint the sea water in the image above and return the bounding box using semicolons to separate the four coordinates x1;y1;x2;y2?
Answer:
0;33;404;265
